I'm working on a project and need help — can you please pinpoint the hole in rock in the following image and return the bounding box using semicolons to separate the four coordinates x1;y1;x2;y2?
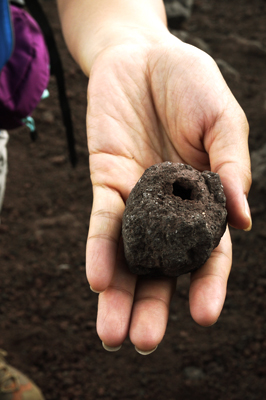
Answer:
172;181;192;200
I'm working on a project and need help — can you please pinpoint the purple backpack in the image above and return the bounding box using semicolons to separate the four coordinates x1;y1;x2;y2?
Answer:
0;5;50;130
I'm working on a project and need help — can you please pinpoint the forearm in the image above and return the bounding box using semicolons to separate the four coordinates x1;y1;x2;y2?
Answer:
57;0;168;76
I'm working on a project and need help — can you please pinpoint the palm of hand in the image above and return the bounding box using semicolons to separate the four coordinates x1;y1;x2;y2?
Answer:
85;39;246;352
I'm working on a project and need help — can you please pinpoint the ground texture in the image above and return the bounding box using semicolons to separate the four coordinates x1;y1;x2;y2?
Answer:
1;0;266;399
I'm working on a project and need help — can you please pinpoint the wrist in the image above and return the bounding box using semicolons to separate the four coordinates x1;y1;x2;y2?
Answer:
84;24;170;76
58;0;169;77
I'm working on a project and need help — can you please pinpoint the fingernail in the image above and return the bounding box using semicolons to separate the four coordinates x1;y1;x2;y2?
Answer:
90;286;102;294
135;346;158;355
102;342;122;352
243;195;252;232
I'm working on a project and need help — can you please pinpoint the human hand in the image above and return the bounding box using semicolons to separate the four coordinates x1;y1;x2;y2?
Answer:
86;33;251;354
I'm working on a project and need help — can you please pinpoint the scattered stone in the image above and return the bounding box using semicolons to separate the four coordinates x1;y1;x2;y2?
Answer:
229;34;266;57
42;110;55;124
171;29;188;42
190;36;212;54
34;213;82;242
50;155;67;166
164;0;194;27
58;264;71;270
251;144;266;193
35;213;81;229
171;29;212;54
122;162;227;277
183;366;205;380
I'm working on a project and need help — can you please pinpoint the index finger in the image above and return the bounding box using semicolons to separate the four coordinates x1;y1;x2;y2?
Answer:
86;185;125;292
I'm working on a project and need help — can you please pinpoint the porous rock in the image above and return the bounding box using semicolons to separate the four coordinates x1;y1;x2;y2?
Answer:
122;162;227;277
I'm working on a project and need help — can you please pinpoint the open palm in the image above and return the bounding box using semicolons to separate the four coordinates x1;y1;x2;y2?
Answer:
86;36;251;353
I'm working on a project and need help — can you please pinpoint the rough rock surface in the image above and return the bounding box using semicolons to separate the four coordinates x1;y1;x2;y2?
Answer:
122;162;227;277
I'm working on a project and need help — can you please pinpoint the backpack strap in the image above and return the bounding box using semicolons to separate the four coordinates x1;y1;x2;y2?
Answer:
24;0;77;167
0;0;14;71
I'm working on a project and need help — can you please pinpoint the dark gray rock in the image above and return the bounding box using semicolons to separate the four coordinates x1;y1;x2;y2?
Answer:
229;34;266;57
171;29;212;55
216;59;240;81
164;0;194;27
122;162;227;277
183;366;205;380
251;144;266;192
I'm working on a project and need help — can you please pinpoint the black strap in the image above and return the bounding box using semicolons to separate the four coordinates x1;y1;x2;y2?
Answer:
24;0;77;167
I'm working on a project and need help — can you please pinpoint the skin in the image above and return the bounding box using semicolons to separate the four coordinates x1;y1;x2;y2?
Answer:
57;0;252;354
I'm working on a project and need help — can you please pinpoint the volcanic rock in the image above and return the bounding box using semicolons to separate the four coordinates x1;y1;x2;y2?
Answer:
122;162;227;277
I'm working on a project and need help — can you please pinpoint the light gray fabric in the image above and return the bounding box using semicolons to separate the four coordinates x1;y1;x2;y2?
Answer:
0;130;9;214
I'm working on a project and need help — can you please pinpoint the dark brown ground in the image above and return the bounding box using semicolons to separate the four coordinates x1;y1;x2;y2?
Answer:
1;1;266;399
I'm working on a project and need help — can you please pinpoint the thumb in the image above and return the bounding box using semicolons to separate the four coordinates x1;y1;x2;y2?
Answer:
205;106;252;230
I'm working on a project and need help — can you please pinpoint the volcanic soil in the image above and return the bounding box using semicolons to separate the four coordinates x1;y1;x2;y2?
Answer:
1;0;266;399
